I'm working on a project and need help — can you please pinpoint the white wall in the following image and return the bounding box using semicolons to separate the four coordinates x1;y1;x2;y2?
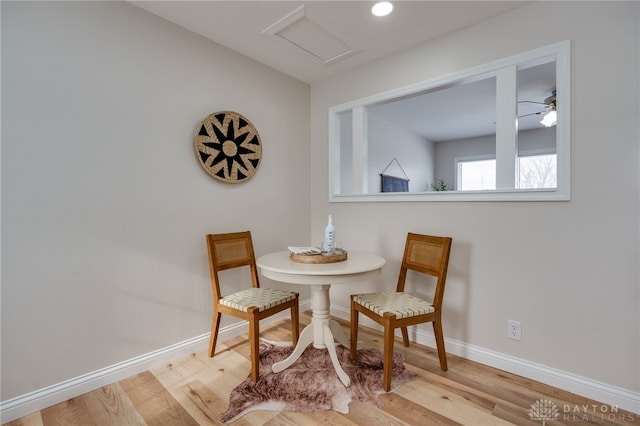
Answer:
1;1;310;402
311;0;639;405
368;111;433;192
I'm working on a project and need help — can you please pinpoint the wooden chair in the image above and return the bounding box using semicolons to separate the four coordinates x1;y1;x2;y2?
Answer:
206;231;300;382
350;233;452;391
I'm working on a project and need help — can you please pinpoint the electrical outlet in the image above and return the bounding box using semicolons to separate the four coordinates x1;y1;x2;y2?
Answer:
508;320;522;341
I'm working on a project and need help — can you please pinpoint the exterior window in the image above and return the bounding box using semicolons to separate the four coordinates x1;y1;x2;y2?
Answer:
518;153;557;189
457;153;557;191
456;158;496;191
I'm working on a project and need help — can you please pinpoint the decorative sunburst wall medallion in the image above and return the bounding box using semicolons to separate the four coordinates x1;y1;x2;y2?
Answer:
194;111;262;183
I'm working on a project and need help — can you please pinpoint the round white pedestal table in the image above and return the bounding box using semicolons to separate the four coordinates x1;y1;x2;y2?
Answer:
256;251;385;387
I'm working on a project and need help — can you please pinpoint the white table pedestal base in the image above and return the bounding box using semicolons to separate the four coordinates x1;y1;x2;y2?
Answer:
272;284;355;387
258;251;385;388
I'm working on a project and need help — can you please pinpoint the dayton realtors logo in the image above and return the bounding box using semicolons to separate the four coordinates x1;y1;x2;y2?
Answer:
528;399;559;425
529;399;638;424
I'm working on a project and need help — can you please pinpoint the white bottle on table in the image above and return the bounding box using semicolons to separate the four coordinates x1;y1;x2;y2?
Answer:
323;214;335;253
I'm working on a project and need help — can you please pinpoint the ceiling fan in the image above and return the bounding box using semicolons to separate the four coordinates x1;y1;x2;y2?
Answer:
518;90;557;127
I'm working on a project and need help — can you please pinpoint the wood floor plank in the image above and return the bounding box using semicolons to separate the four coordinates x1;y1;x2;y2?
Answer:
2;412;43;426
39;396;97;426
78;383;145;426
198;349;257;397
156;347;279;425
404;363;498;413
491;398;553;426
263;410;358;426
221;335;252;362
228;409;282;425
341;400;412;426
180;379;234;425
151;342;247;392
152;351;214;388
377;392;465;426
120;370;199;426
394;373;516;425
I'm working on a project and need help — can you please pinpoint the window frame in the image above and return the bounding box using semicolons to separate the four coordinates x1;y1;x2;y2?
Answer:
328;40;571;203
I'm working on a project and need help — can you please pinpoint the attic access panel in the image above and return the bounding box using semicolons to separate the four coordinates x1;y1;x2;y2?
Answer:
263;5;361;65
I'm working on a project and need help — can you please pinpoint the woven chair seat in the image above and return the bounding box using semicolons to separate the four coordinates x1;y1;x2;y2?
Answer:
220;288;297;312
353;292;435;319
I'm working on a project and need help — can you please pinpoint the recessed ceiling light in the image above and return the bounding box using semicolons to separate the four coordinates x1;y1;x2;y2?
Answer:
372;2;394;17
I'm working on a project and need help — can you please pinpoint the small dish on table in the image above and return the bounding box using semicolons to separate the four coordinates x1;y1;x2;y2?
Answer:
288;246;347;264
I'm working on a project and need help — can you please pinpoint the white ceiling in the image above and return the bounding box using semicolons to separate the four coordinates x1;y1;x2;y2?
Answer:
131;1;530;84
131;1;555;141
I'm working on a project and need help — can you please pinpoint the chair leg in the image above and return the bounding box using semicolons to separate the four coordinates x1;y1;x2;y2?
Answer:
350;298;359;360
401;326;410;347
249;309;260;382
208;310;221;357
433;319;448;371
383;319;395;392
291;297;300;346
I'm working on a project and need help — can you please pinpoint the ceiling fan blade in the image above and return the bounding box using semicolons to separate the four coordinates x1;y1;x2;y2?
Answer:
518;111;545;118
517;100;547;105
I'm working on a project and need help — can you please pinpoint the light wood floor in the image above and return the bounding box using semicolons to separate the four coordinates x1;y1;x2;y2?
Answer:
5;312;638;426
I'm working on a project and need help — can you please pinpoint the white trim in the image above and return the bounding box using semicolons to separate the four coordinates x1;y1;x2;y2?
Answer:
0;299;312;424
330;187;566;202
495;65;518;190
352;106;368;193
330;305;640;415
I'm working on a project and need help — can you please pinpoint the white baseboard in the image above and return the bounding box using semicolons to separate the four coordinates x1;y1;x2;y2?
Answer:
330;305;640;415
2;298;638;423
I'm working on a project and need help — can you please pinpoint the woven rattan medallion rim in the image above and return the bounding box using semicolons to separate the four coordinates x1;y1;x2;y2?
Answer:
194;111;262;184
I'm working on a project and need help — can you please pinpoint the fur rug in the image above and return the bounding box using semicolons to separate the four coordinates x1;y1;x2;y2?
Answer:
221;339;416;423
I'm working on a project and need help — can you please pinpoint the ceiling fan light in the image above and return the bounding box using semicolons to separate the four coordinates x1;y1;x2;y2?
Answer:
372;2;394;17
540;110;557;127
